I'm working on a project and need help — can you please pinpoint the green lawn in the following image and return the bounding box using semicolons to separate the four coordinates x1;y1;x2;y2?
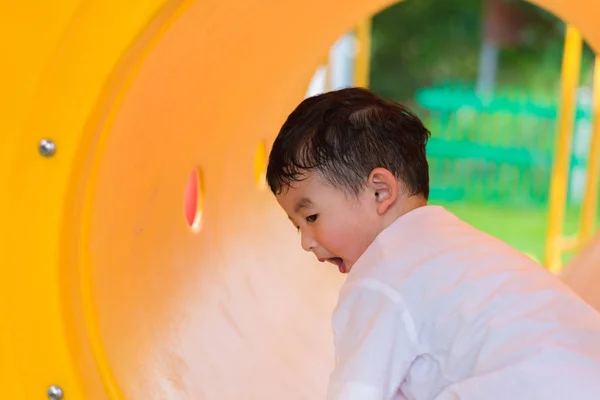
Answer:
430;200;589;265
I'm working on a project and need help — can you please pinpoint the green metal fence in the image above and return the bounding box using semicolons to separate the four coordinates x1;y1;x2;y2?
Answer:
415;84;593;207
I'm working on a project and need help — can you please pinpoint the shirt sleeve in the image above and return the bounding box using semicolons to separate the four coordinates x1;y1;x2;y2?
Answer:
327;278;419;400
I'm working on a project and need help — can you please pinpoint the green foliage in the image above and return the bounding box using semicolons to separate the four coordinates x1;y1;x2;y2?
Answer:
370;0;483;102
369;0;596;104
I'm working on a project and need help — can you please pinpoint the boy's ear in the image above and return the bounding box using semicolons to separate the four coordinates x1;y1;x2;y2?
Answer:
367;168;399;215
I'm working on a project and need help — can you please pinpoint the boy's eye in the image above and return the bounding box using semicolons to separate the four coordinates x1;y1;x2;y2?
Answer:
306;214;318;223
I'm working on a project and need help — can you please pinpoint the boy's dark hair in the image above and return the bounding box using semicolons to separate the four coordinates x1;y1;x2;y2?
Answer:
266;87;431;199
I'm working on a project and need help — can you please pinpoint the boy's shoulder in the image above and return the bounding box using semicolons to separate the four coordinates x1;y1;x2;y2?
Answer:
348;205;489;277
344;204;555;302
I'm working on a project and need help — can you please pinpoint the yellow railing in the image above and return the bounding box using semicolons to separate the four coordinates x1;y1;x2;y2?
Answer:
545;26;600;272
354;18;372;88
579;57;600;242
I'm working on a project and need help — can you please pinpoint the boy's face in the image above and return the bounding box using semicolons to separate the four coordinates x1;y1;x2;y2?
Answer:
275;172;381;274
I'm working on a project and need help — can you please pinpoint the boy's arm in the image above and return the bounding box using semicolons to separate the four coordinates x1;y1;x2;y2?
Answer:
327;279;419;400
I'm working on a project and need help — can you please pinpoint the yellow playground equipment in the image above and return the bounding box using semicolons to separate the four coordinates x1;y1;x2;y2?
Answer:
0;0;599;399
545;26;600;272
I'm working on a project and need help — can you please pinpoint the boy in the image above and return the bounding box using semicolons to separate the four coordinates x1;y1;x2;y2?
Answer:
266;87;600;399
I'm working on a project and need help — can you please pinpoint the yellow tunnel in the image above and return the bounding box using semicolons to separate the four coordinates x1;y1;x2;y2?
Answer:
1;0;599;398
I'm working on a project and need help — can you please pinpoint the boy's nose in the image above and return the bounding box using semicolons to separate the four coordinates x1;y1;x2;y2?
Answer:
301;230;317;252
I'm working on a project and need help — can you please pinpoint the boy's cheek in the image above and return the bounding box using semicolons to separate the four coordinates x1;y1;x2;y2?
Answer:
322;233;352;255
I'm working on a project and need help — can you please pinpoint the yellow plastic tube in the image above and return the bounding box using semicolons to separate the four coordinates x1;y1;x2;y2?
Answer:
1;0;599;398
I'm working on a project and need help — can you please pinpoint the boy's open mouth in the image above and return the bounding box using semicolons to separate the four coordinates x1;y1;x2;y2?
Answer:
326;257;347;274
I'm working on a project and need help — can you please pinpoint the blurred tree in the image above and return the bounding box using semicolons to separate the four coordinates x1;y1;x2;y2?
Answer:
369;0;595;104
370;0;483;103
477;0;529;94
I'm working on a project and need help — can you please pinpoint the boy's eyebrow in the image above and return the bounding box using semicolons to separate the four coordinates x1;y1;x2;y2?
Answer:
294;197;313;213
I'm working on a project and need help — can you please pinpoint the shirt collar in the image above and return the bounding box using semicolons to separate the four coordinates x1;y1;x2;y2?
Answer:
346;205;452;281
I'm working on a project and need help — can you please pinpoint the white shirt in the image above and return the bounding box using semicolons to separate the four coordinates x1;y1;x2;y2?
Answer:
327;205;600;400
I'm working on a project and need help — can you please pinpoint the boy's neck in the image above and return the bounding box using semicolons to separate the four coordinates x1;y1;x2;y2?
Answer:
380;194;428;233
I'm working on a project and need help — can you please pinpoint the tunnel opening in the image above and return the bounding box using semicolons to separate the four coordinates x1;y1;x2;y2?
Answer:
307;0;599;268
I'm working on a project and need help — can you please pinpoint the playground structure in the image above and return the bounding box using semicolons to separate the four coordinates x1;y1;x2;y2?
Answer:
0;0;599;399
